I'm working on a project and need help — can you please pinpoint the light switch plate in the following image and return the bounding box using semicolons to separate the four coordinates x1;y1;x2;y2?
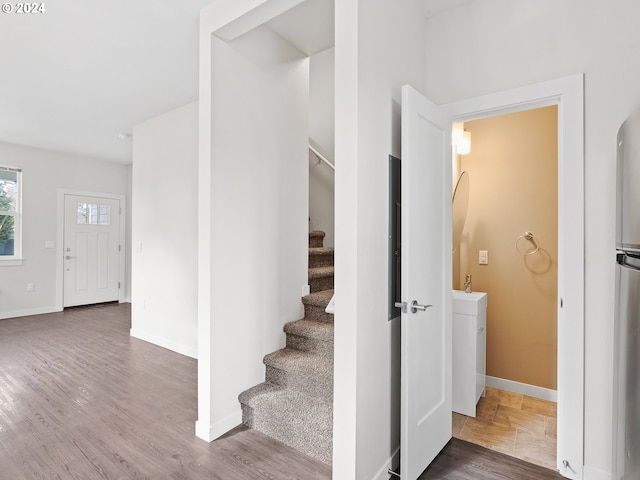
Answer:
479;250;489;265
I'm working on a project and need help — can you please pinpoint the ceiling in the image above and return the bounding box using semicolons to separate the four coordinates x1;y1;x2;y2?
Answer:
265;0;476;57
266;0;334;57
0;0;473;165
0;0;212;164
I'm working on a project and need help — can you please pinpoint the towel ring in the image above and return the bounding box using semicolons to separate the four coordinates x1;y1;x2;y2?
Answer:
516;231;540;255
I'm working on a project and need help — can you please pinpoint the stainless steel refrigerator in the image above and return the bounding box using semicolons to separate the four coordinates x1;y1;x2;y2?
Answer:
614;106;640;480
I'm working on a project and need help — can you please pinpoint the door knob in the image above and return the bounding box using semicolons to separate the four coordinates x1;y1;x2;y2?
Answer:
65;255;76;260
410;300;431;313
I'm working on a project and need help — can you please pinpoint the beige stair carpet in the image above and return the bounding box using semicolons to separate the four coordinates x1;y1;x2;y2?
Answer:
238;230;334;464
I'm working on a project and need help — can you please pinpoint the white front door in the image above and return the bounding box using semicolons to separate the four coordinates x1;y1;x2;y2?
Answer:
63;194;120;307
400;85;452;479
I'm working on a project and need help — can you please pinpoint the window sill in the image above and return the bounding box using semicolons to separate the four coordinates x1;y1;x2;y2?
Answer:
0;258;23;266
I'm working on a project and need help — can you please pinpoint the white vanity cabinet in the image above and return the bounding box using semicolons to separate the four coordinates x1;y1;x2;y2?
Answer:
452;290;487;417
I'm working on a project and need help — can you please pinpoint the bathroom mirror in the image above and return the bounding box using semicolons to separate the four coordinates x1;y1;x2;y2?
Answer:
452;171;470;253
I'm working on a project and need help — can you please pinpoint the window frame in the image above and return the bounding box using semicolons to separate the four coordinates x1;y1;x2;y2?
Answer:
0;165;22;266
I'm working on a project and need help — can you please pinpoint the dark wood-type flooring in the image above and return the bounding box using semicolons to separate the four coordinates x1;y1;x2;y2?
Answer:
0;303;565;479
418;438;566;479
0;303;329;480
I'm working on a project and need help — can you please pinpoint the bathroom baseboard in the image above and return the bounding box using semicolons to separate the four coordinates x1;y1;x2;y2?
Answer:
485;376;557;402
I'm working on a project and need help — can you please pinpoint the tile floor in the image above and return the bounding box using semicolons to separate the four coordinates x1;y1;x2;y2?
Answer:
452;387;557;470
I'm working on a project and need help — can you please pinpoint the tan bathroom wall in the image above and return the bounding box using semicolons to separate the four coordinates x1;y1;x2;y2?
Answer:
459;106;558;390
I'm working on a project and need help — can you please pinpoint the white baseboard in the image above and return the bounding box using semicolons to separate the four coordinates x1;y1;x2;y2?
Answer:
195;410;242;442
372;447;400;480
130;328;197;359
0;305;60;320
584;465;612;480
195;419;211;442
486;376;557;402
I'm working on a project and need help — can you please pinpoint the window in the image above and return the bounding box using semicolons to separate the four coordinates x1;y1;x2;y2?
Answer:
0;165;22;265
76;202;111;225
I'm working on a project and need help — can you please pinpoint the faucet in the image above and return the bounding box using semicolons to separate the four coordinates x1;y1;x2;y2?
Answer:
464;274;472;293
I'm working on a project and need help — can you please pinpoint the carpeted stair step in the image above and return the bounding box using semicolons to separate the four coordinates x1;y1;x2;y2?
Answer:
309;247;334;268
309;266;334;293
238;229;334;465
302;289;334;323
284;319;334;357
309;230;325;248
264;348;333;402
239;382;333;464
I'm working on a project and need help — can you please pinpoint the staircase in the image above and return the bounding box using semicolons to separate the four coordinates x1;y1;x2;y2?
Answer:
238;230;334;464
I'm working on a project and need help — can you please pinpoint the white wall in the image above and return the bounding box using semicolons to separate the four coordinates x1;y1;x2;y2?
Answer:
0;141;130;319
198;12;309;440
126;165;133;302
424;1;640;477
309;47;335;248
131;102;198;358
333;1;427;478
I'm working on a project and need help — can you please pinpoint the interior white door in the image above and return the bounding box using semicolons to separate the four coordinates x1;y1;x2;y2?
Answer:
64;194;120;307
400;84;452;480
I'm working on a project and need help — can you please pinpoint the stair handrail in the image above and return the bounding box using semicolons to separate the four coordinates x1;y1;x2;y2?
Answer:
309;144;335;171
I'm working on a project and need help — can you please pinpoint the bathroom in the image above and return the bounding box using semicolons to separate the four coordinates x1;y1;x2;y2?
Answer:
452;105;559;468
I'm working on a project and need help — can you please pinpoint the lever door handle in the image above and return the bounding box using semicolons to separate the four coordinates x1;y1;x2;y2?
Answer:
410;300;431;313
396;300;432;314
65;255;76;260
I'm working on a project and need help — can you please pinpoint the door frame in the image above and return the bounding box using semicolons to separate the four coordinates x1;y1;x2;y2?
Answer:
442;74;584;479
56;189;127;311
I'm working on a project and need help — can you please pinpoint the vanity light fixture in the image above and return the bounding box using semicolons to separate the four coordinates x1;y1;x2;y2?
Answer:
458;130;471;155
452;122;471;155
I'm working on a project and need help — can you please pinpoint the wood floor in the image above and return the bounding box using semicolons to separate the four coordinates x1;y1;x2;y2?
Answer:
418;438;565;480
0;303;564;479
0;303;330;480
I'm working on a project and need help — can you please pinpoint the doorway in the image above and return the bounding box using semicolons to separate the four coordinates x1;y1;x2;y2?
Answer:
56;190;126;310
451;106;559;470
444;74;584;479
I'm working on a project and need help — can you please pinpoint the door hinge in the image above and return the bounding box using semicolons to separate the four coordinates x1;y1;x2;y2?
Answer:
119;207;122;214
118;282;121;289
118;244;121;252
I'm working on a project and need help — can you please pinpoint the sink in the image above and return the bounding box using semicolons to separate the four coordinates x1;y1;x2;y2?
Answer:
453;290;487;316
